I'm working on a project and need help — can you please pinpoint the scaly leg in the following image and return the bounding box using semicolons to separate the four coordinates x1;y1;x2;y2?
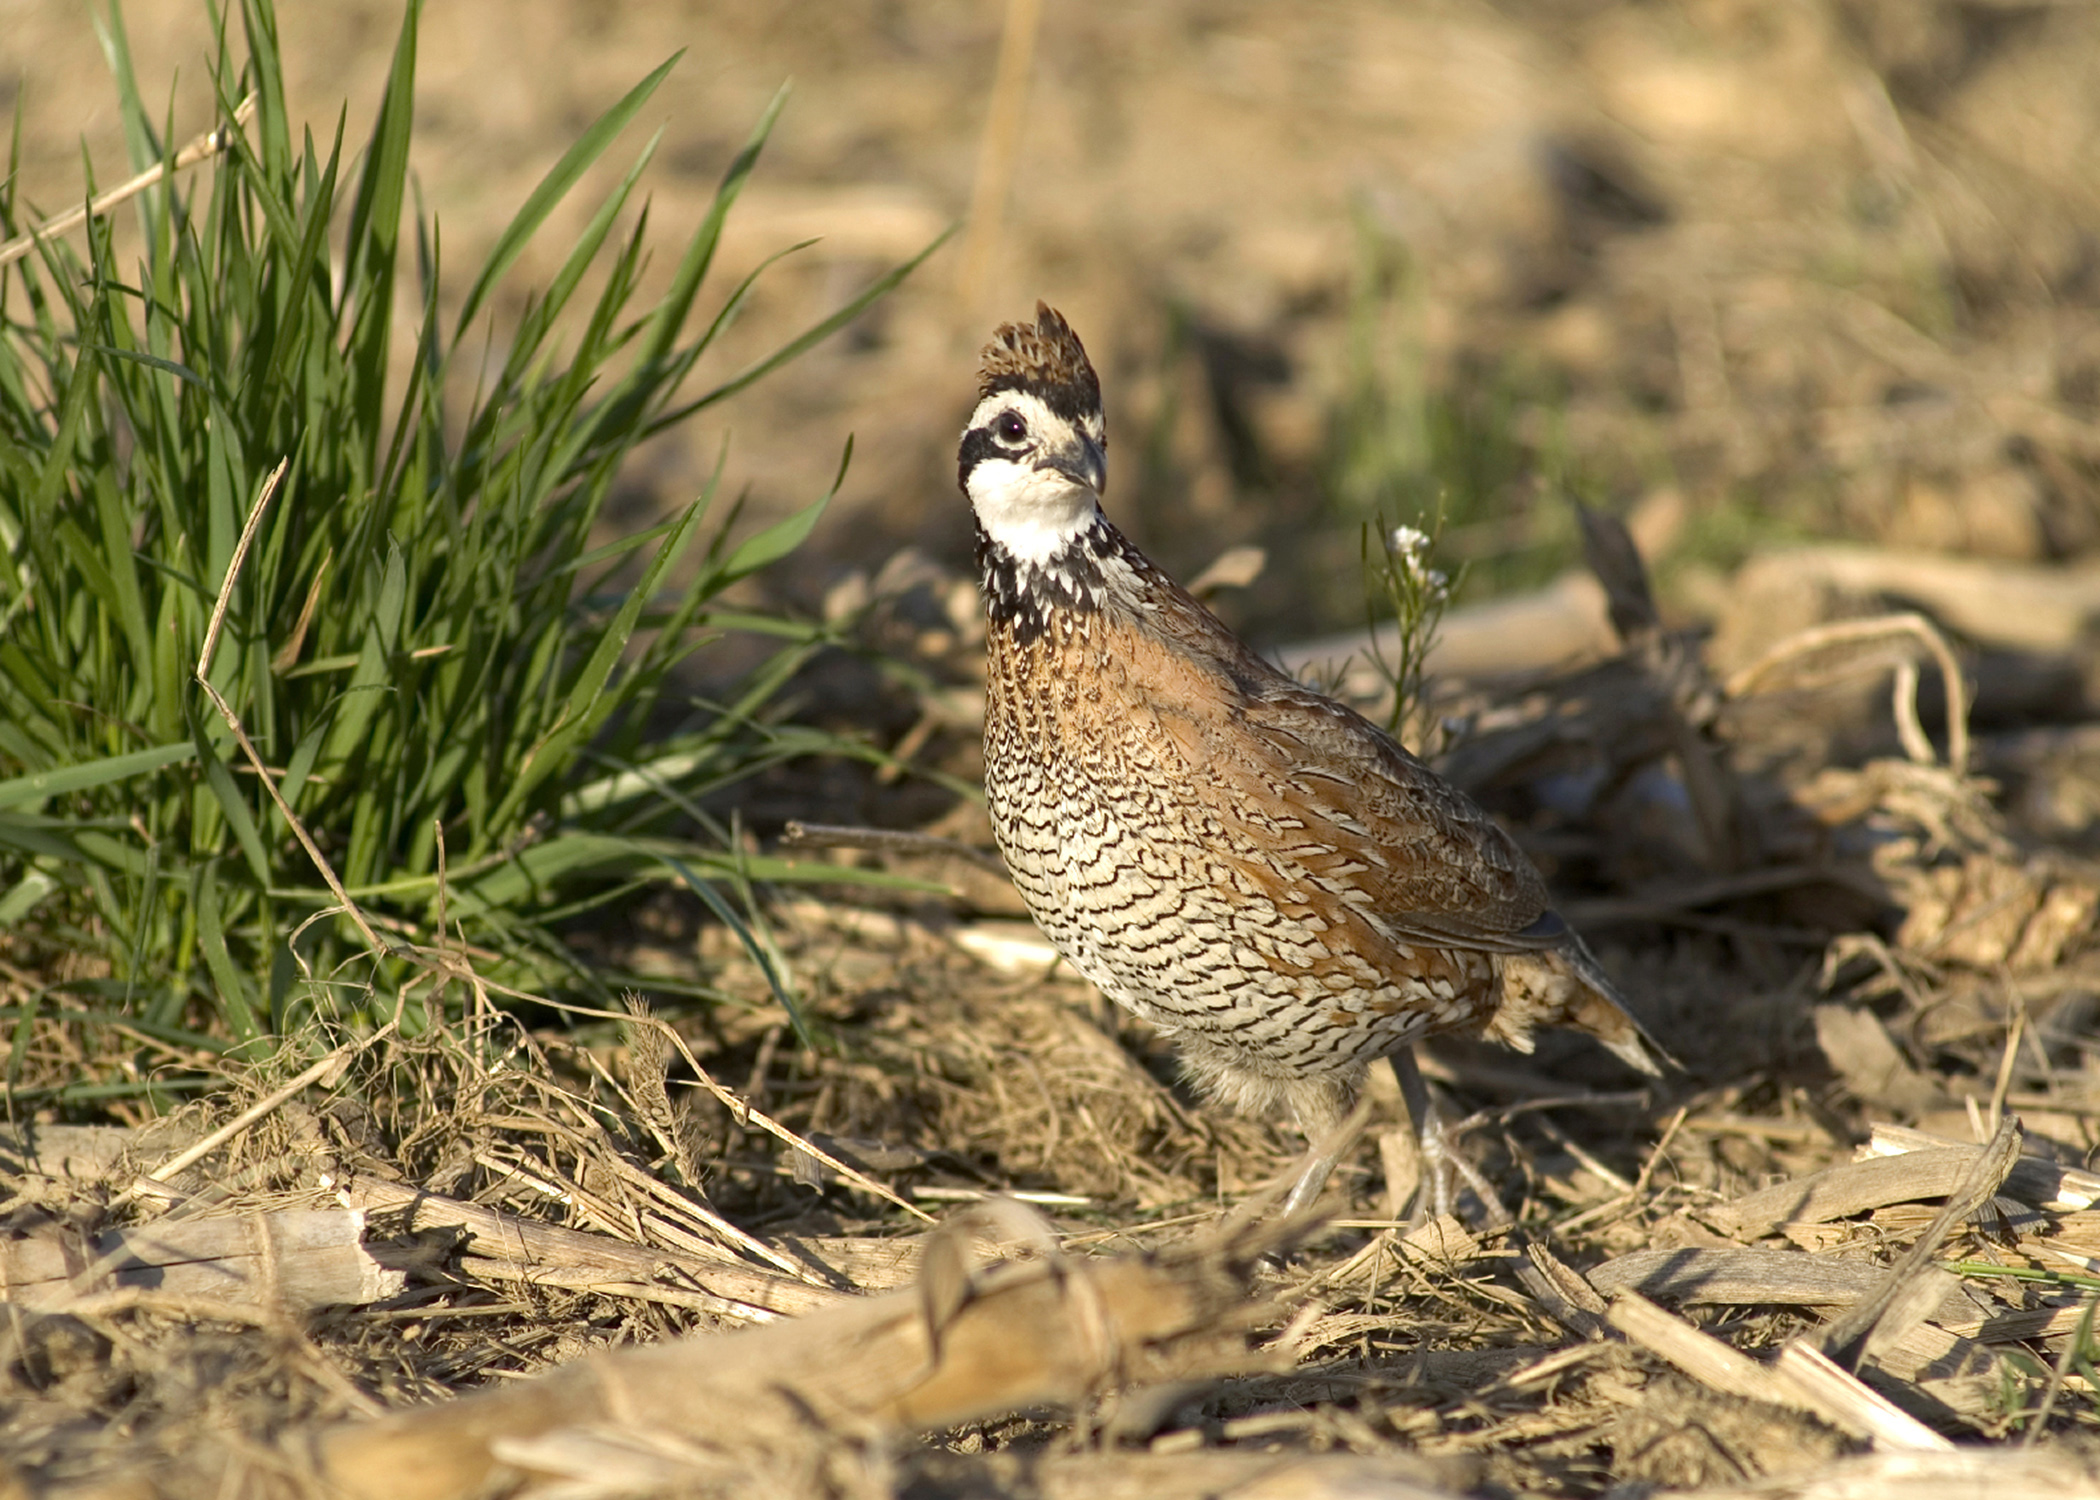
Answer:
1279;1089;1374;1216
1386;1048;1452;1222
1387;1049;1513;1228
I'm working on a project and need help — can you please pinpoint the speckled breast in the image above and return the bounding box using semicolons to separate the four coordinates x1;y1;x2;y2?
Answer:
982;609;1499;1081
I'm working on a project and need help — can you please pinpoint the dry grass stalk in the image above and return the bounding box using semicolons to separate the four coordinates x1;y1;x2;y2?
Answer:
114;1044;375;1208
954;0;1044;319
195;461;406;971
1725;611;1971;775
0;95;257;269
338;1180;849;1321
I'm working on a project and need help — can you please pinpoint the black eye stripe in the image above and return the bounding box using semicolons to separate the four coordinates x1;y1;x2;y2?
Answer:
956;424;1008;489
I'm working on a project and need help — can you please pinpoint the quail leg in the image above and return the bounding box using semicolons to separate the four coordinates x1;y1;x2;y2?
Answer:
1386;1049;1454;1222
1387;1050;1514;1228
1277;1053;1465;1219
1278;1089;1374;1216
1279;1129;1345;1217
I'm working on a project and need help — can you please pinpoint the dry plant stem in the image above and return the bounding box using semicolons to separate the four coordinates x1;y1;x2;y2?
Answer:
1610;1292;1946;1451
1723;611;1971;775
1770;1343;1954;1453
0;94;257;268
1595;1244;1974;1322
196;458;399;963
1989;1003;2026;1135
1707;1146;2013;1239
287;1236;1271;1500
2;1209;406;1313
336;1178;842;1319
954;0;1043;317
1856;1124;2096;1209
781;818;1007;874
1607;1288;1819;1413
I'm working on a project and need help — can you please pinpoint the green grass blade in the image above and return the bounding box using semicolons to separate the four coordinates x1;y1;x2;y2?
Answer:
711;440;847;589
486;490;709;830
631;83;787;378
451;50;682;341
193;865;263;1044
0;743;198;811
0;5;920;1038
194;721;270;886
658;851;809;1044
663;226;953;427
90;0;162;175
89;344;206;388
340;0;419;442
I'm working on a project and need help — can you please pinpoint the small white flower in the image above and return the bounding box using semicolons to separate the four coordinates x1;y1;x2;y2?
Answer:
1389;525;1430;559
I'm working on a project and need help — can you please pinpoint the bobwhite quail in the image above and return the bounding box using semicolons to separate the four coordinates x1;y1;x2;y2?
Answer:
961;303;1666;1213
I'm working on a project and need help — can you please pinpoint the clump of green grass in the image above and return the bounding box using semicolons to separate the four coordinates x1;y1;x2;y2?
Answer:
0;0;936;1073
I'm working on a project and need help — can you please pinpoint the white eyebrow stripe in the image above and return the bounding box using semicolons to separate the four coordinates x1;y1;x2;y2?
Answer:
966;388;1063;438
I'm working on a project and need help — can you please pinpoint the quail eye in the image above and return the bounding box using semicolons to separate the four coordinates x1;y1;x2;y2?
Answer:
994;410;1028;444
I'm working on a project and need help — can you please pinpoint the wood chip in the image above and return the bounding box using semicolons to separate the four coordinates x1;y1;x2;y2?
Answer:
1865;1123;2100;1210
1607;1290;1810;1411
1587;1246;1985;1329
0;1208;404;1312
1707;1141;2069;1240
1770;1344;1954;1453
1813;1004;1951;1115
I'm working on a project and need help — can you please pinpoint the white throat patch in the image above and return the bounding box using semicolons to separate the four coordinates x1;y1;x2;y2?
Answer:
967;458;1101;566
963;390;1105;568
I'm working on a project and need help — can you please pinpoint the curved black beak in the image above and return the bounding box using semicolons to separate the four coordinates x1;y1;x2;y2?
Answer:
1044;431;1106;495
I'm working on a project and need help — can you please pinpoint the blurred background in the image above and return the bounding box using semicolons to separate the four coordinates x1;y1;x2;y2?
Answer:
11;0;2097;665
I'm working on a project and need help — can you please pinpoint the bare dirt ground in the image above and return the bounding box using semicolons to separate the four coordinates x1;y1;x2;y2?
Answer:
12;1;2096;623
10;2;2100;1497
